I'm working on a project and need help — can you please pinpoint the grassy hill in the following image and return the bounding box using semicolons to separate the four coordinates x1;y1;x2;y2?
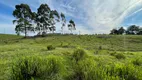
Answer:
0;34;142;80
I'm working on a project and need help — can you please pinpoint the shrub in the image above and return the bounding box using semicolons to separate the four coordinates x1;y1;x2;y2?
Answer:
72;49;88;62
98;46;102;50
11;56;66;80
11;56;46;80
115;53;125;59
132;58;142;66
69;58;118;80
42;32;46;37
94;50;99;55
62;45;69;48
107;63;139;80
47;45;55;50
44;55;67;80
110;52;116;56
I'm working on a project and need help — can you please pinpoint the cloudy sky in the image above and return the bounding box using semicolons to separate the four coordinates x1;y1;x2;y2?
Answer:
0;0;142;34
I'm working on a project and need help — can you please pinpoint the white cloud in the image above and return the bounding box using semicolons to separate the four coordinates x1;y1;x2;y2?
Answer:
39;0;142;34
1;0;142;34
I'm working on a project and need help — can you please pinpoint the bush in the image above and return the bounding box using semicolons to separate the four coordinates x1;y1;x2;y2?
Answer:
69;58;118;80
132;58;142;66
11;56;46;80
98;46;102;50
107;63;139;80
11;56;66;80
44;55;67;80
42;32;46;37
47;45;55;50
72;49;88;62
110;52;116;56
115;53;126;59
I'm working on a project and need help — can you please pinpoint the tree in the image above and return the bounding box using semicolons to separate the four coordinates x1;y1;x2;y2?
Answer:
49;10;60;33
137;27;142;35
60;13;66;34
118;27;125;34
36;4;51;35
110;29;118;34
68;20;76;34
13;4;34;37
127;25;139;34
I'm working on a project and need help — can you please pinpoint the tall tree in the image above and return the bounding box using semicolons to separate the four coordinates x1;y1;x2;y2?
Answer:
60;13;66;34
13;4;34;37
110;29;118;34
118;27;125;34
68;20;76;34
36;4;51;35
49;10;60;33
137;27;142;35
127;25;139;34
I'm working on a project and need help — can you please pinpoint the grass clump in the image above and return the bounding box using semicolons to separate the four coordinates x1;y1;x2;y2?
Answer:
114;53;126;59
70;58;96;80
10;55;66;80
70;58;119;80
11;56;46;80
107;63;140;80
47;45;55;50
45;55;66;80
72;49;88;62
132;58;142;66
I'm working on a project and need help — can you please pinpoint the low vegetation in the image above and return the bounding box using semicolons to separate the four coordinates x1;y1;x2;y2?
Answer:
0;34;142;80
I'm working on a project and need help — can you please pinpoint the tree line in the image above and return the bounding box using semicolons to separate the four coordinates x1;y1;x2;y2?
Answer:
13;4;76;37
110;25;142;35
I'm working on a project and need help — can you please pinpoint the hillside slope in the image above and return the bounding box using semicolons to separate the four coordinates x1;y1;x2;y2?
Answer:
0;34;142;80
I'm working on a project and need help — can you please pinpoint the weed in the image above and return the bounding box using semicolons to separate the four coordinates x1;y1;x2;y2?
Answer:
72;49;88;62
115;53;126;59
47;45;55;50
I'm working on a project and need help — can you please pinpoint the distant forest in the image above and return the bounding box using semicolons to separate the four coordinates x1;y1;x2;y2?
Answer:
110;25;142;35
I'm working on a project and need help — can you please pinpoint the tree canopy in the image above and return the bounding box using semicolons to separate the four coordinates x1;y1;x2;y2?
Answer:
13;4;76;37
13;4;35;37
110;25;142;35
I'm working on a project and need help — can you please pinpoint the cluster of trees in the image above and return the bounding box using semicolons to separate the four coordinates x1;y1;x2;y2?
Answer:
13;4;76;37
110;25;142;35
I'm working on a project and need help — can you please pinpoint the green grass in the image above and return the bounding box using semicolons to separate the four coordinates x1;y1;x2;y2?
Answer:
0;34;142;80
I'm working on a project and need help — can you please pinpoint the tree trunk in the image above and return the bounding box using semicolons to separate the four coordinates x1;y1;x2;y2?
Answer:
25;26;27;38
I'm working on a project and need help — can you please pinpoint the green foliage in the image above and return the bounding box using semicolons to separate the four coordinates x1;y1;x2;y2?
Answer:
114;53;126;59
127;25;139;34
68;19;76;33
98;46;102;50
11;56;46;80
70;58;120;80
107;63;140;80
72;49;88;62
13;4;34;37
47;45;55;50
11;55;66;80
110;25;142;35
12;3;76;37
110;52;126;59
45;55;66;80
61;13;66;34
132;58;142;66
0;34;142;80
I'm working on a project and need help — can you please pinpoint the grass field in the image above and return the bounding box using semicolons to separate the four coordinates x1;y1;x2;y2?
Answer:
0;34;142;80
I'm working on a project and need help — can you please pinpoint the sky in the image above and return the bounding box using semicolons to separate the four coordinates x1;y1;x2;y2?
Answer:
0;0;142;34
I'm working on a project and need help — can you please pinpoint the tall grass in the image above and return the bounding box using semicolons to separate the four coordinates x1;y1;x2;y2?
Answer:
11;55;66;80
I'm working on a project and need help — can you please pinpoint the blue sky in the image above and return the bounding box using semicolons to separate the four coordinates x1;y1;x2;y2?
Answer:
0;0;142;34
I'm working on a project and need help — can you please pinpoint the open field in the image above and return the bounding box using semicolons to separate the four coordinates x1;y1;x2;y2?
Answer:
0;34;142;80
